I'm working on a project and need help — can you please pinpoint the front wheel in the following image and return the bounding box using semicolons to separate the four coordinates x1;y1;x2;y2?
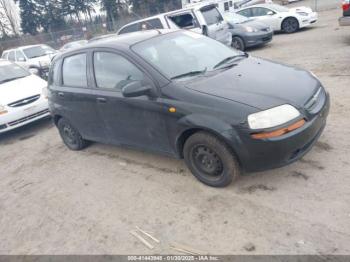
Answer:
282;17;299;33
57;118;88;151
183;132;240;187
231;36;245;51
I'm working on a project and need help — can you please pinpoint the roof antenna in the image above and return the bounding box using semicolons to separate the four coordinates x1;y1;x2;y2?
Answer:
121;3;162;34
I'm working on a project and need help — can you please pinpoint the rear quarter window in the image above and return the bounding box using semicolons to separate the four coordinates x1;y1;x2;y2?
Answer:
168;13;197;29
62;53;87;87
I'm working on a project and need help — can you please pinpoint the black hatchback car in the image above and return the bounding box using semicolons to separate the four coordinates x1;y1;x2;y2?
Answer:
48;30;330;187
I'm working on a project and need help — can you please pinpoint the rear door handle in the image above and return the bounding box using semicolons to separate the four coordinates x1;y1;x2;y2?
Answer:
96;97;107;103
58;92;64;98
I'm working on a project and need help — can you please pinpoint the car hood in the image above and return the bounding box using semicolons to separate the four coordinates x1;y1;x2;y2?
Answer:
28;54;55;67
184;57;319;110
0;75;47;105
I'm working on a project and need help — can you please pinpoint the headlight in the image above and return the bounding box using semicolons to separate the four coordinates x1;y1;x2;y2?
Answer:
0;105;8;115
245;26;258;33
248;104;300;130
297;12;308;16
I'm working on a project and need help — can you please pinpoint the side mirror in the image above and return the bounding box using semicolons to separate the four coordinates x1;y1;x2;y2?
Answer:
29;68;40;76
122;81;152;98
18;57;26;62
267;11;274;15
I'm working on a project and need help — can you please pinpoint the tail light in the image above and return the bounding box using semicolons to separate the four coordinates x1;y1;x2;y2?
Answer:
343;0;350;11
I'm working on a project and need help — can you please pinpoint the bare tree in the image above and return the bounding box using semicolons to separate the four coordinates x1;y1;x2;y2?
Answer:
0;0;20;36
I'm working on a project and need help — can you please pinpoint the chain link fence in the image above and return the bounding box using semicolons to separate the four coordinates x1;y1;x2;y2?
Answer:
0;0;340;56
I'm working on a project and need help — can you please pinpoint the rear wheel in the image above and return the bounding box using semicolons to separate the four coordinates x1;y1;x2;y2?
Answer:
231;36;245;51
57;118;88;151
282;17;299;33
183;132;240;187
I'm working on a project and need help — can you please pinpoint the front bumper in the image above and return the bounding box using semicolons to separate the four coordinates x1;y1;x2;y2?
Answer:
243;30;273;48
222;92;330;173
0;96;50;134
339;16;350;26
300;12;318;28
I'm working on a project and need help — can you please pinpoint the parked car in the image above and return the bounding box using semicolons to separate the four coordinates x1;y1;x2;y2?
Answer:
0;59;49;133
1;44;57;79
236;4;318;33
48;30;329;187
224;12;273;50
60;40;88;51
117;3;232;46
339;0;350;26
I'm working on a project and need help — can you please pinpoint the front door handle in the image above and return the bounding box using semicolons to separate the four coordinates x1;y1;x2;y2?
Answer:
96;97;107;103
58;92;64;98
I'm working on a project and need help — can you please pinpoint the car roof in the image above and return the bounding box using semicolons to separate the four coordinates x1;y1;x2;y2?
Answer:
54;29;179;60
3;44;46;53
240;3;281;9
119;3;216;31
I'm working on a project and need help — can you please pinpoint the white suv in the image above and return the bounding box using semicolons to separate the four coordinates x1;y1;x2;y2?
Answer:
118;4;232;46
1;44;57;79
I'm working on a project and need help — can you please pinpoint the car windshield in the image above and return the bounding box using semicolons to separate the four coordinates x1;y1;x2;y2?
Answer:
132;31;243;80
23;45;55;59
269;4;289;12
225;13;250;24
0;63;30;84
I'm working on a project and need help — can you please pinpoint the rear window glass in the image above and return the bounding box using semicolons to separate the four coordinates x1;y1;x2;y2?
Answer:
119;23;139;34
62;53;87;87
140;18;164;30
201;7;223;25
8;51;15;61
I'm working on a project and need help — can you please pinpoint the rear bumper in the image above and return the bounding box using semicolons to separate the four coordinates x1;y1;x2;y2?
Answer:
339;16;350;26
243;31;273;48
222;92;330;173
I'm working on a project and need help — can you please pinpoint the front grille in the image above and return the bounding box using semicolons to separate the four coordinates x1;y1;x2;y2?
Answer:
8;95;40;108
8;109;49;126
0;124;7;130
305;87;326;114
262;36;272;41
261;28;270;32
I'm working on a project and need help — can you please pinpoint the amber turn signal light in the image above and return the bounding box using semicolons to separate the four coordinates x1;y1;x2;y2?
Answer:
251;119;306;139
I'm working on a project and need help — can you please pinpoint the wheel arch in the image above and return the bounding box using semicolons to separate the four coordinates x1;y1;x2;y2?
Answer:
281;16;300;31
175;127;243;168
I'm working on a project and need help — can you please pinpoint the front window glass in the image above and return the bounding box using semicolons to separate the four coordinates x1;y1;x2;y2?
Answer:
169;13;196;29
23;45;55;59
15;51;26;61
201;7;223;25
94;52;144;90
0;63;30;84
133;31;242;80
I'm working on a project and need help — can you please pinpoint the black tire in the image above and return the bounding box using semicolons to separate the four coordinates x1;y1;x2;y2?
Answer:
183;132;240;187
231;36;245;51
57;118;88;151
282;17;299;33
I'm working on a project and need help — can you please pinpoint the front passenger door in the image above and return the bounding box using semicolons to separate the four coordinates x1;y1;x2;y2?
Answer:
92;50;172;154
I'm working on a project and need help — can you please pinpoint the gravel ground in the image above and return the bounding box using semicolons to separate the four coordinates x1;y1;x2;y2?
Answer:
0;8;350;255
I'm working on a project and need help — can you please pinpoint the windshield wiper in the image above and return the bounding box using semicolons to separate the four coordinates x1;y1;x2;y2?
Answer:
0;76;26;84
213;53;248;69
171;68;207;80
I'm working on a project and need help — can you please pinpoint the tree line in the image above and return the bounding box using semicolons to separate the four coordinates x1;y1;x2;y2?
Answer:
8;0;182;36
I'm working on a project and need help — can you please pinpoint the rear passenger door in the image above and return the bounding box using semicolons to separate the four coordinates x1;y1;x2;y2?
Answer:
91;49;171;153
51;52;106;142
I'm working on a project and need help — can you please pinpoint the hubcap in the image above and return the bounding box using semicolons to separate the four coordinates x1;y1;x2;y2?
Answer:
63;125;77;145
285;19;297;32
232;39;242;50
192;145;223;178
